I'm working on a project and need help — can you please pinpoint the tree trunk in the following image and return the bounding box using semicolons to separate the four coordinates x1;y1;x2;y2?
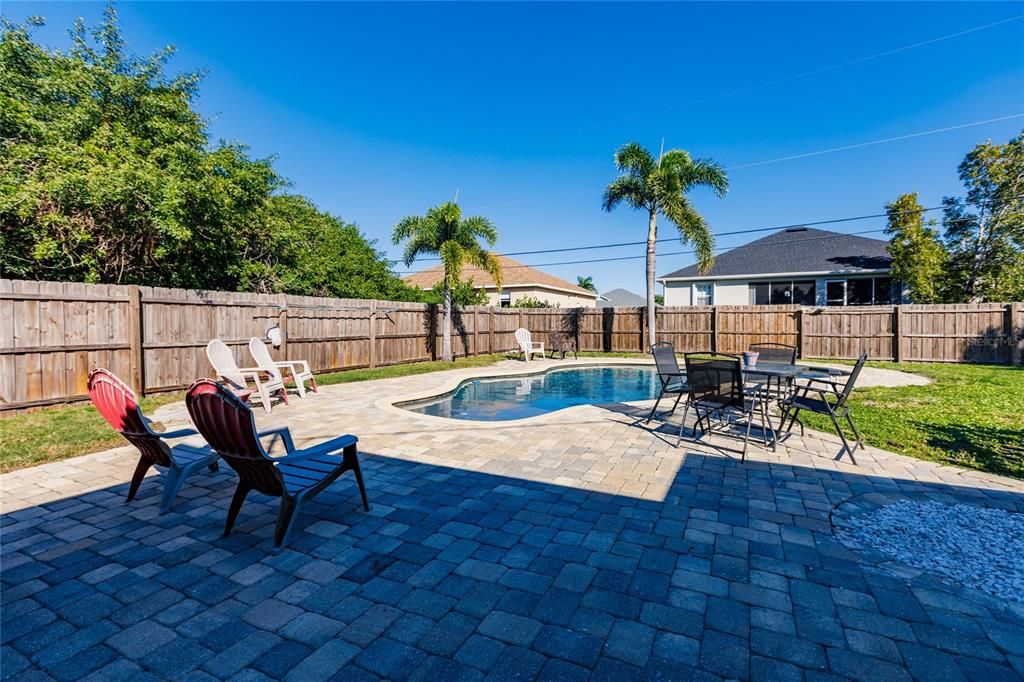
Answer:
646;208;658;349
442;282;453;362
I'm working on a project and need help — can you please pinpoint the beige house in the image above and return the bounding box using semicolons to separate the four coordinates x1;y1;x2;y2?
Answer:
403;255;599;308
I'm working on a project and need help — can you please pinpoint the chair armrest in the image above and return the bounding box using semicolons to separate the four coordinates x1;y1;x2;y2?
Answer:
283;434;358;461
158;427;199;439
258;426;295;453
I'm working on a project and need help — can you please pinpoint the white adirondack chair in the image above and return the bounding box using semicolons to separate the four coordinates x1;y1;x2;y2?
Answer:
205;339;287;414
248;337;318;398
515;328;545;362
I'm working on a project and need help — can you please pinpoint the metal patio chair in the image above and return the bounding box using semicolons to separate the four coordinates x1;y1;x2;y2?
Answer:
748;342;798;397
88;368;219;513
645;343;691;438
185;379;370;552
682;353;775;459
778;352;867;463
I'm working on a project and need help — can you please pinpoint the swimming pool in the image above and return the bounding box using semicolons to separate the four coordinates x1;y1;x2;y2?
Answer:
401;365;659;421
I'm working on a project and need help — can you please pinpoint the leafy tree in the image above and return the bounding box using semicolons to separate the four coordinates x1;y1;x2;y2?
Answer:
393;202;501;361
942;131;1024;302
885;193;947;303
654;294;665;306
422;278;488;306
602;142;727;347
512;296;558;308
0;8;412;300
576;275;596;292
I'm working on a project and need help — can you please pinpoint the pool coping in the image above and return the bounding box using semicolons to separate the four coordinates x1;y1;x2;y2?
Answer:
374;357;659;427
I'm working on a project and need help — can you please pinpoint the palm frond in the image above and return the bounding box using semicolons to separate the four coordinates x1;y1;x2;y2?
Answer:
467;245;503;290
614;142;656;176
439;240;466;285
661;194;715;272
602;175;648;212
462;215;498;246
680;158;729;198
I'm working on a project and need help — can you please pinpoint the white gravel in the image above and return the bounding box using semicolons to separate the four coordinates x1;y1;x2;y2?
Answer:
837;500;1024;603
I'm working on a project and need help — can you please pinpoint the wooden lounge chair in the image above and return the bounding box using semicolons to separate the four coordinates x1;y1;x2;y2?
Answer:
515;328;545;362
248;337;318;398
206;339;287;414
88;369;219;513
185;379;370;552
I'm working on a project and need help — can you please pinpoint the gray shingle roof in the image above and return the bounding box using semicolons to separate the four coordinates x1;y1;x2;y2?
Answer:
659;228;892;280
597;288;647;307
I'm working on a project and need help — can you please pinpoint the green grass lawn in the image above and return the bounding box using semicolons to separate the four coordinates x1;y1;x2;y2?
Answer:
2;356;1021;479
799;362;1024;479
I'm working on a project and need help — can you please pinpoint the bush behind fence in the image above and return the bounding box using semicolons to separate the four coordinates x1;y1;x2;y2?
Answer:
2;279;1022;413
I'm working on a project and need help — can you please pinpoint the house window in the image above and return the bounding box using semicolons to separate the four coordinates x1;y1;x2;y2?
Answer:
748;280;815;305
847;278;874;306
500;292;511;308
694;283;713;306
874;277;892;305
826;280;846;306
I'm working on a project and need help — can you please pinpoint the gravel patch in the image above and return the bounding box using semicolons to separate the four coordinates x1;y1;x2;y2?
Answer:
836;499;1024;603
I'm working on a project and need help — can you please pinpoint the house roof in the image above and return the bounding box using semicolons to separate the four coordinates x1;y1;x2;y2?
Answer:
659;227;893;281
403;255;599;297
597;288;647;307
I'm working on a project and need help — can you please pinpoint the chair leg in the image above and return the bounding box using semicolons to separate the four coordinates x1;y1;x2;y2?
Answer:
309;375;319;393
845;412;864;451
159;467;187;514
273;496;302;552
224;483;251;537
675;399;692;447
346;445;371;512
255;382;273;414
126;457;151;503
828;411;856;463
742;410;753;462
645;388;665;424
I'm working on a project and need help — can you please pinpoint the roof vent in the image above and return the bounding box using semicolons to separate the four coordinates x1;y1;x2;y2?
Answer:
784;227;808;233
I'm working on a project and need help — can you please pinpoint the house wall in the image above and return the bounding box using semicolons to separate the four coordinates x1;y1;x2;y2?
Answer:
483;286;598;308
664;274;906;306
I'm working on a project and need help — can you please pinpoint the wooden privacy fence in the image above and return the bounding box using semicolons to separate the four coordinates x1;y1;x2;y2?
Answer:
2;279;1022;412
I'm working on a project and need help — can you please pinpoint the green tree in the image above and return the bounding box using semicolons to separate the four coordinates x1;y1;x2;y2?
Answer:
942;131;1024;302
422;278;488;306
0;8;412;300
654;294;665;306
576;275;596;292
602;142;727;347
885;193;948;303
393;202;501;361
512;296;558;308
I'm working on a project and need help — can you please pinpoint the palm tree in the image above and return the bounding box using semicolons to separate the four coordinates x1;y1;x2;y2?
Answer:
602;142;728;347
393;202;501;362
576;275;597;292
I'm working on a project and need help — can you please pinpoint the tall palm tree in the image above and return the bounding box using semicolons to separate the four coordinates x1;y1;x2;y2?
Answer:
576;275;597;292
602;142;728;347
393;202;501;362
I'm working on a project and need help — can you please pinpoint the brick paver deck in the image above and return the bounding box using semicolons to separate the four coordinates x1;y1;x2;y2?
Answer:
3;359;1023;680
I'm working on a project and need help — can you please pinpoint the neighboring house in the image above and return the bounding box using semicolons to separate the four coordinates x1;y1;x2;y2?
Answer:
403;255;600;308
659;227;904;307
597;288;649;307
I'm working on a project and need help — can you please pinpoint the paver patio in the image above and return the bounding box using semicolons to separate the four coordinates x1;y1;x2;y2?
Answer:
2;359;1023;681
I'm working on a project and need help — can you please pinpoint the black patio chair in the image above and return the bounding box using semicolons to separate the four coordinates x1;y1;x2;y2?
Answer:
778;352;867;463
748;342;798;397
682;352;775;459
645;343;691;433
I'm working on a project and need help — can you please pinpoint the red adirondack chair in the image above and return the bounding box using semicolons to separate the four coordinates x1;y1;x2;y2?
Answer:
88;369;220;513
185;379;370;552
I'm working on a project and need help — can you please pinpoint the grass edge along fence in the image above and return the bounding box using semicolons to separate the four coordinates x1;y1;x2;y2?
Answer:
2;278;1022;413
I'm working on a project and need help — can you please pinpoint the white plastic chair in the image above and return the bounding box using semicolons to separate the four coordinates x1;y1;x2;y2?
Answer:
205;339;287;414
248;337;318;398
515;328;545;362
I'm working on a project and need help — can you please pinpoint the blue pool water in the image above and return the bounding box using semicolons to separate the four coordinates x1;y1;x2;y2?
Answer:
402;365;659;420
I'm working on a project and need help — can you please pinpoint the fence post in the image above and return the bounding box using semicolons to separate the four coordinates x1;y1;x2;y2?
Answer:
490;308;495;354
368;300;377;368
127;285;144;394
473;308;479;357
797;308;806;359
1009;303;1022;365
277;294;289;360
711;306;718;353
894;305;903;363
640;308;646;351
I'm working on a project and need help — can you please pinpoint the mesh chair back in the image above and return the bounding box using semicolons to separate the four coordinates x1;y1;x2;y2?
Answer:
88;369;172;467
248;338;284;383
185;380;284;496
684;354;744;408
837;353;868;407
749;343;797;364
206;339;247;389
651;342;682;381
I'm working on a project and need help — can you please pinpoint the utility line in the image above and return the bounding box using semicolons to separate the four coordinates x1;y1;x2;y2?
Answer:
727;114;1024;170
583;14;1024;129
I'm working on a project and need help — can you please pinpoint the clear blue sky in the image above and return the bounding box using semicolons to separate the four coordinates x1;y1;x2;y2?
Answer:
7;1;1024;294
